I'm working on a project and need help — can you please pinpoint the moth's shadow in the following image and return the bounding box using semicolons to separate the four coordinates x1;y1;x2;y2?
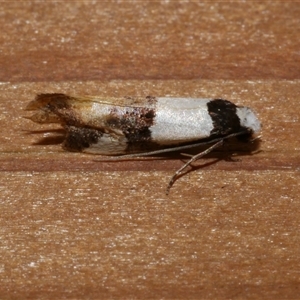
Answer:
24;129;65;145
187;137;260;157
155;136;262;160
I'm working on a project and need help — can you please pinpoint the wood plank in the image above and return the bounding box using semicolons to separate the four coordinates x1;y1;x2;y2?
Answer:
0;2;299;81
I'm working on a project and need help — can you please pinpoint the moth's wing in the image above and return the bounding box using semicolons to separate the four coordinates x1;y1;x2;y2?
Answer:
149;98;214;145
72;95;156;108
25;94;155;124
63;125;128;155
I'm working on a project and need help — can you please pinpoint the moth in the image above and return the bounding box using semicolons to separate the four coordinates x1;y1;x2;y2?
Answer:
25;94;261;194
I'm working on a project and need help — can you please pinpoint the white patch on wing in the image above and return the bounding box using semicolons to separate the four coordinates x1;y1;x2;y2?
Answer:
151;98;214;145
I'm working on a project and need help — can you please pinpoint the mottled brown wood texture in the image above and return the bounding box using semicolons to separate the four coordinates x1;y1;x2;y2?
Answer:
1;2;300;299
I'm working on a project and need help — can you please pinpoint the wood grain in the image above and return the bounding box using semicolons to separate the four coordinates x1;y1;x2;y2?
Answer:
0;2;300;299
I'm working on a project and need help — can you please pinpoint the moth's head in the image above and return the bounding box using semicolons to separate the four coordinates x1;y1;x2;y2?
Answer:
236;106;261;134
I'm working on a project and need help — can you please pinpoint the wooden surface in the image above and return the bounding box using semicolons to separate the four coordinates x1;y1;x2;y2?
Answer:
1;2;300;299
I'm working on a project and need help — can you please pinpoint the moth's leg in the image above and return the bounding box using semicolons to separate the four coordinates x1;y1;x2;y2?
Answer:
166;139;224;195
